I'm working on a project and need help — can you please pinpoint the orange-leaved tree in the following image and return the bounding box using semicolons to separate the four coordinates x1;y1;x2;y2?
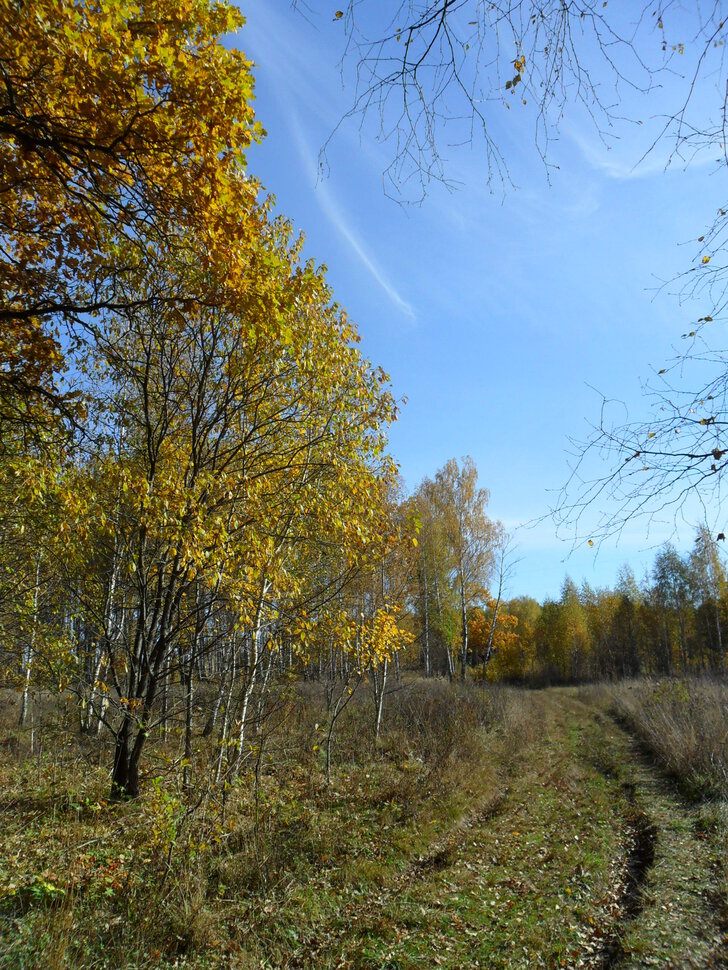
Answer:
0;0;260;410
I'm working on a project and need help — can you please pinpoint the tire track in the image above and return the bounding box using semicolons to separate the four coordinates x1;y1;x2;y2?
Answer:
565;690;728;969
284;785;510;969
594;784;657;969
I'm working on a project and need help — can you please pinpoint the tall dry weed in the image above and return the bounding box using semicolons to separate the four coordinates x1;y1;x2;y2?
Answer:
611;678;728;798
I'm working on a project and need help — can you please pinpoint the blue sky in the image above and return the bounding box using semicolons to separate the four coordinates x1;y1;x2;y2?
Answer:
232;2;724;601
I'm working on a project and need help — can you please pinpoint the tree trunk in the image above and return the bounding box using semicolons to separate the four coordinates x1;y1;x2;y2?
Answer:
111;717;140;799
459;577;468;682
202;668;228;737
715;601;725;672
372;658;388;740
234;579;268;774
160;658;170;742
18;558;41;728
255;636;276;732
446;643;455;681
422;548;431;677
183;664;194;790
483;598;500;674
483;540;508;676
325;673;361;784
214;648;237;785
83;648;106;735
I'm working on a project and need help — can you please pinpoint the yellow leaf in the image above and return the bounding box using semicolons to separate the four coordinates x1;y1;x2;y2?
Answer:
702;255;711;264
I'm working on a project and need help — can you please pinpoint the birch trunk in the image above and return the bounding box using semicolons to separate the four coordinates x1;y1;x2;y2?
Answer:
372;658;389;740
234;579;269;774
422;547;431;677
19;558;41;728
459;576;468;682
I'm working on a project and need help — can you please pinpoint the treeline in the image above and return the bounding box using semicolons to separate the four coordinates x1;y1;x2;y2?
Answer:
1;435;506;798
483;533;728;685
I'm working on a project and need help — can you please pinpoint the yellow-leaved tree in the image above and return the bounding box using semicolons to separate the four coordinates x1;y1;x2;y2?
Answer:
49;228;399;797
2;0;405;801
0;0;260;411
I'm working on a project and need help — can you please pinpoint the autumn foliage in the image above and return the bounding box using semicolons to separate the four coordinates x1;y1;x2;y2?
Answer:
0;0;410;798
0;0;261;404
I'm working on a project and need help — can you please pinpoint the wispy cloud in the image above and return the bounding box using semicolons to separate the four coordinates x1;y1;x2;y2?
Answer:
565;121;717;182
566;125;667;180
318;191;417;321
241;3;416;321
289;117;416;321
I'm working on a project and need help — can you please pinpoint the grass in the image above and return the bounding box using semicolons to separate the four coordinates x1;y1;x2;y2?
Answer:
0;679;523;969
1;678;727;968
573;683;728;968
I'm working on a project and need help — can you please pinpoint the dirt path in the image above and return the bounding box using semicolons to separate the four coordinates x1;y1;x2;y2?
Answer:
561;691;728;969
292;688;728;969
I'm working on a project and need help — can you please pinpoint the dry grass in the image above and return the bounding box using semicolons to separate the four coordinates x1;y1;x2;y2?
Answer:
610;677;728;799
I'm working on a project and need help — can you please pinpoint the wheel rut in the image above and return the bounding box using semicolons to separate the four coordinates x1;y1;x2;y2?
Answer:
564;690;728;970
286;785;511;969
594;784;658;969
406;788;509;880
285;690;727;969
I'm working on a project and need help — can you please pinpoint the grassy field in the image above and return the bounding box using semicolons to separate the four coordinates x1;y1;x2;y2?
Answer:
0;678;726;969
